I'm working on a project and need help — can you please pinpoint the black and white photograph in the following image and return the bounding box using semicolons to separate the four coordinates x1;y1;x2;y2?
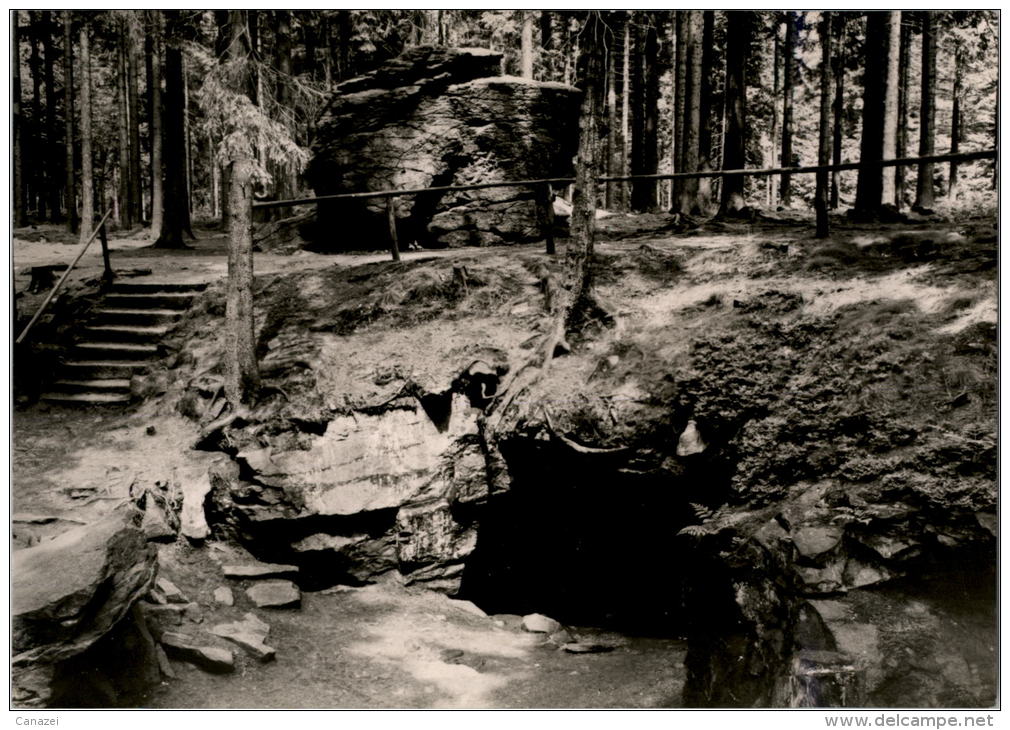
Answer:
9;7;999;717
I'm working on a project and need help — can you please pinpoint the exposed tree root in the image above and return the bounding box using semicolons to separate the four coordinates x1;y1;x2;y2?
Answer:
542;406;628;455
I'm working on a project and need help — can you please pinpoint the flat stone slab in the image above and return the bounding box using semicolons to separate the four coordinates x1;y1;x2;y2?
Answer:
223;563;300;580
522;613;561;634
246;580;301;609
160;632;234;674
210;613;275;662
561;642;615;654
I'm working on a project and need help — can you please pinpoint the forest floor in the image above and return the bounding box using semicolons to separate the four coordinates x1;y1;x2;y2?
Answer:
10;208;997;708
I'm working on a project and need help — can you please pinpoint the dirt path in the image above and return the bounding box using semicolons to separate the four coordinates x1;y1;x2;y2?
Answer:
138;543;684;709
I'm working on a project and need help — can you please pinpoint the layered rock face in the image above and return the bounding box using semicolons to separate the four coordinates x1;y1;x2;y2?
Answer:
13;507;159;706
304;46;580;250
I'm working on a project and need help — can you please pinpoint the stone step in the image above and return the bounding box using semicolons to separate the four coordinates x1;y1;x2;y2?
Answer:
110;281;207;294
51;378;132;394
40;391;132;406
60;360;149;380
82;324;171;343
91;308;184;327
71;341;159;361
103;292;200;310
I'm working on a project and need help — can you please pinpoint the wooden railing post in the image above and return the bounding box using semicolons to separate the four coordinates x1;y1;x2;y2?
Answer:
98;220;114;289
386;196;400;262
540;182;556;255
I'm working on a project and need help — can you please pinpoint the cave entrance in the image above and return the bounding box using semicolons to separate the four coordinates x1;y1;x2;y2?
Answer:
459;439;700;637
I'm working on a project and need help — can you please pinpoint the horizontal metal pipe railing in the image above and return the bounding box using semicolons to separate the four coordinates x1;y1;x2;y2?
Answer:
252;148;996;210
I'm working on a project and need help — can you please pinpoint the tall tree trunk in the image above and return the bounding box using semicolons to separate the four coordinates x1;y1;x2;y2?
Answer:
604;15;618;209
854;12;889;215
630;15;652;211
779;11;797;207
62;11;77;233
948;42;963;200
214;10;231;227
880;11;901;207
621;19;630;210
914;11;937;211
815;12;834;237
520;10;534;79
539;11;553;81
674;11;702;215
29;12;46;220
226;158;260;406
336;10;352;82
13;12;27;227
224;10;261;406
895;15;911;208
127;13;142;223
41;12;61;221
561;11;607;345
148;11;163;238
769;16;780;207
116;22;131;228
718;11;749;217
696;11;715;211
78;18;94;243
672;12;687;205
152;14;188;248
830;13;845;209
273;10;295;216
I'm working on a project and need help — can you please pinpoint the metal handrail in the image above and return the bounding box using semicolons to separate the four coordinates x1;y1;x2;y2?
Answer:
15;209;114;345
251;148;997;210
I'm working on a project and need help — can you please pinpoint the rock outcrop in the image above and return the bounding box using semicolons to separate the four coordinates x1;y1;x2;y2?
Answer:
304;46;580;250
210;391;496;594
12;507;159;706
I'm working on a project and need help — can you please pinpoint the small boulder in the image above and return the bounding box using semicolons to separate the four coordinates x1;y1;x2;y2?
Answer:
154;577;189;604
548;629;574;645
521;613;561;634
246;580;301;609
792;525;844;559
159;632;234;674
676;420;707;457
213;586;234;607
209;613;275;662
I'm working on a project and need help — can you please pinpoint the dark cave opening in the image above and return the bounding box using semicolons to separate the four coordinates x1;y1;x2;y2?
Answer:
459;438;728;636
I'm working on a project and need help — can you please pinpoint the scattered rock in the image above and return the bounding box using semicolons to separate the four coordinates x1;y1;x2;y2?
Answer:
246;580;301;609
492;614;524;631
975;511;997;537
561;642;614;654
213;586;234;606
448;598;487;619
548;629;574;645
154;644;176;679
209;613;275;662
154;577;189;604
792;525;844;559
676;420;707;457
223;562;300;580
521;613;561;634
439;648;465;663
159;632;234;674
141;491;179;543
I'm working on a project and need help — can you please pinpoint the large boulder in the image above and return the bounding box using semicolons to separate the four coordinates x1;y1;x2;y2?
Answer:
211;393;492;593
304;46;580;250
12;507;159;706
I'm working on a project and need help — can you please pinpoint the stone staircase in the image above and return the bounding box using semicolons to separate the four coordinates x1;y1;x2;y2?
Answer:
41;280;207;406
